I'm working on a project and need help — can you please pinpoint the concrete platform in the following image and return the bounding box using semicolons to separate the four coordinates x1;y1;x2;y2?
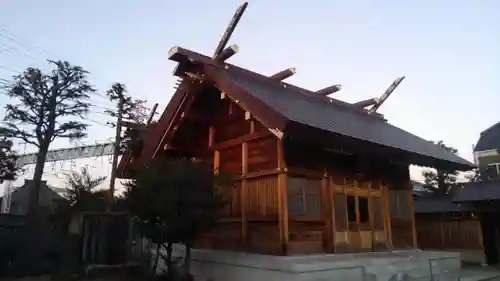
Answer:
162;247;471;281
460;267;500;281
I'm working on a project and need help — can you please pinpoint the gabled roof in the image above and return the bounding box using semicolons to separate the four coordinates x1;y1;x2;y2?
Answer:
168;47;473;171
117;47;475;176
475;121;500;152
209;66;473;168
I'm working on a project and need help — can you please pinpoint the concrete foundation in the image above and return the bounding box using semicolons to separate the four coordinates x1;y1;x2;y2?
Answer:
159;246;463;281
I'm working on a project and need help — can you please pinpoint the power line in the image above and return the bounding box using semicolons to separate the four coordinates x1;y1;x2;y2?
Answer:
0;27;58;60
0;65;21;74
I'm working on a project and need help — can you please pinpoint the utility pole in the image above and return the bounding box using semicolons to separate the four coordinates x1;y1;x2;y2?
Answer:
108;94;124;211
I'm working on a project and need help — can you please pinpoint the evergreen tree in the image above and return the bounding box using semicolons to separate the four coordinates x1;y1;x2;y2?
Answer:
124;157;231;278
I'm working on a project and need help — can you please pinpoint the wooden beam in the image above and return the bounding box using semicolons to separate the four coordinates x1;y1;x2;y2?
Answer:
315;84;342;96
212;2;248;59
352;98;379;108
213;131;271;150
268;128;284;139
269;68;296;81
213;150;220;173
216;44;239;61
208;126;214;148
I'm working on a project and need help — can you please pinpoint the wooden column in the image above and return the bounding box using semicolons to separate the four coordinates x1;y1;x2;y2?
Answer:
440;215;445;248
322;170;334;252
407;182;418;248
241;142;248;248
209;126;218;249
277;139;288;255
240;120;254;249
382;184;393;248
330;176;337;252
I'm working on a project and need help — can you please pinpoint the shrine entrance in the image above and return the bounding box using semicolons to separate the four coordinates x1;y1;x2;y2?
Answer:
332;181;388;253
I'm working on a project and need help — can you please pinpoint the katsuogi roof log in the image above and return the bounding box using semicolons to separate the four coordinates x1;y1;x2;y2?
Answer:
269;68;296;81
353;98;379;108
215;44;239;62
315;84;342;96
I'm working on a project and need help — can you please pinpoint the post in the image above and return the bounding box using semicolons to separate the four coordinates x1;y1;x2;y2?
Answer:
277;139;288;255
108;95;124;211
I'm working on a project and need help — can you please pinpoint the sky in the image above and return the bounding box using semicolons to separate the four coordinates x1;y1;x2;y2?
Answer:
0;0;499;193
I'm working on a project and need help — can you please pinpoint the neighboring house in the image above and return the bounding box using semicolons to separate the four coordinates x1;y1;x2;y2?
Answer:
474;121;500;180
0;179;63;215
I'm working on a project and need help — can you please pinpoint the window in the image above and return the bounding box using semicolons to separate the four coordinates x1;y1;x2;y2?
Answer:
346;195;370;224
334;193;347;230
346;196;356;222
358;197;369;223
287;177;321;219
485;163;500;180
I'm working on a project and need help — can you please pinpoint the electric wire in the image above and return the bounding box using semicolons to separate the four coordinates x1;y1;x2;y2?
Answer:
0;26;118;127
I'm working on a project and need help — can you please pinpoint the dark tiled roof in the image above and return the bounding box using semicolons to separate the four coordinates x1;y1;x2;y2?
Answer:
453;181;500;202
412;181;432;197
212;66;473;169
475;121;500;152
413;197;473;213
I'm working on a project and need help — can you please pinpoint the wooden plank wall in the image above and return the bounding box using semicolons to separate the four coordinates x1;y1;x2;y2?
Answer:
387;189;415;249
193;99;283;254
416;215;483;250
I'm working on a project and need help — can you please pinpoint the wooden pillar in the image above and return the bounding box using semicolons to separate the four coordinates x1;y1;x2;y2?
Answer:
407;183;418;248
277;139;288;255
209;126;218;249
330;176;337;252
322;170;334;252
241;142;248;248
440;215;445;249
382;184;393;248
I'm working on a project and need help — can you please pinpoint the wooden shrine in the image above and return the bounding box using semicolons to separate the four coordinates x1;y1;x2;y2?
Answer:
116;2;474;256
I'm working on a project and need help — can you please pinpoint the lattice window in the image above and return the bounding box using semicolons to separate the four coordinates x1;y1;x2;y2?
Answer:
287;177;321;219
334;193;347;230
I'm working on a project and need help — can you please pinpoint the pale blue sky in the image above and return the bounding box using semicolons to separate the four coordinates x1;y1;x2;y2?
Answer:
0;0;499;186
